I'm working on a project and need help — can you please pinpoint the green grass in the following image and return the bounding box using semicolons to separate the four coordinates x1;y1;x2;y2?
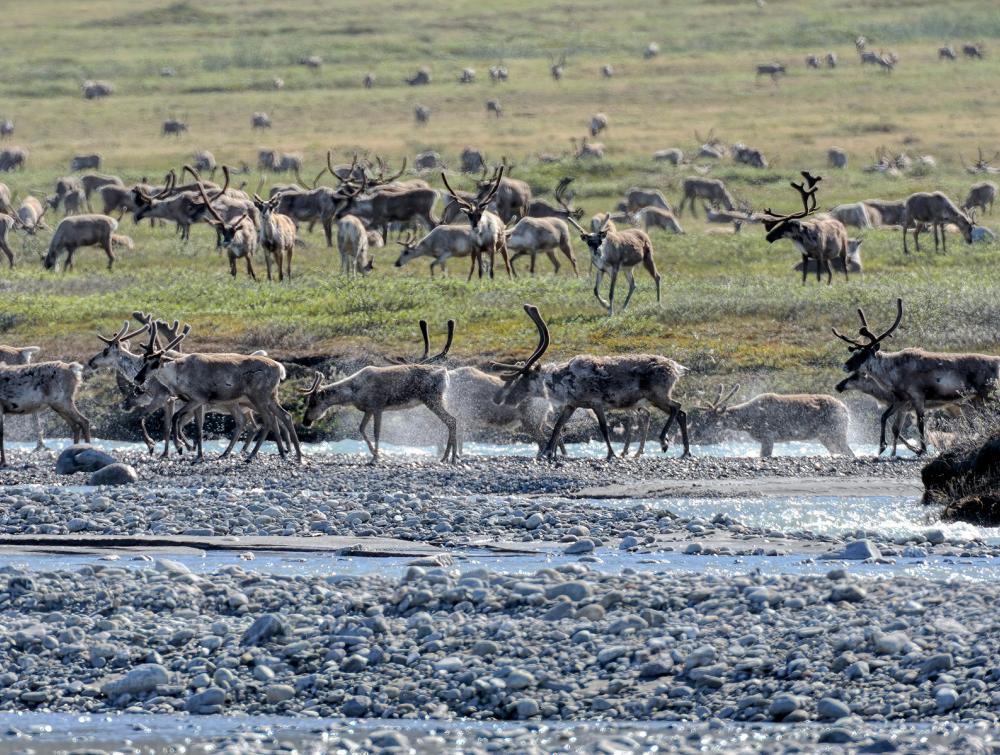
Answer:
1;0;1000;406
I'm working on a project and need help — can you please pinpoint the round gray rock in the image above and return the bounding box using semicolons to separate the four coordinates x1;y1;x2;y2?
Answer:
88;463;138;486
56;444;117;475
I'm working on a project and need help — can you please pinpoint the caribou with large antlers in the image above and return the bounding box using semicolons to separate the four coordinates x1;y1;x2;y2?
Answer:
761;172;851;285
832;298;1000;455
441;168;513;279
300;320;459;462
492;305;690;460
133;323;301;462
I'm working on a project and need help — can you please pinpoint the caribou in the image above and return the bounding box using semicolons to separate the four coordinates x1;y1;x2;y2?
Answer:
761;173;852;285
506;217;579;276
832;298;1000;455
0;345;45;450
441;168;513;279
43;215;131;271
133;323;301;462
492;305;690;460
252;192;296;281
689;385;853;457
300;320;459;462
562;200;661;314
394;226;479;277
196;182;258;279
901;191;973;253
677;177;736;216
963;181;997;215
0;359;88;466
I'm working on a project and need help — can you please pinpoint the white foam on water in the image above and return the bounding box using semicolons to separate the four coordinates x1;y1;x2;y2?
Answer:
629;495;999;545
5;437;918;459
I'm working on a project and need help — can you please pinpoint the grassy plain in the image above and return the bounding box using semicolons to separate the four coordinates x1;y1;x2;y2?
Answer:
1;0;1000;405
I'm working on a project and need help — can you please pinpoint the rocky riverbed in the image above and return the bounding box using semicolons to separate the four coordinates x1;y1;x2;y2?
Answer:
0;562;997;725
0;446;996;754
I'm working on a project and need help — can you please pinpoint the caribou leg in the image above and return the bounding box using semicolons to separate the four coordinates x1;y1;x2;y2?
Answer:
592;270;611;311
424;396;459;463
657;400;690;457
802;253;809;284
592;407;616;460
372;410;382;461
542;406;576;459
620;268;638;311
606;268;619;315
358;411;375;457
877;403;898;455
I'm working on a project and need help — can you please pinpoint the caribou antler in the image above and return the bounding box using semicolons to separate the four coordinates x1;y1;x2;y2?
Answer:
761;171;822;230
491;304;550;381
833;298;903;350
196;181;228;227
299;371;323;396
97;320;148;346
386;320;455;365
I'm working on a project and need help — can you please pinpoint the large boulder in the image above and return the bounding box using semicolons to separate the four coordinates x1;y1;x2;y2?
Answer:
89;463;138;486
922;434;1000;526
55;444;117;475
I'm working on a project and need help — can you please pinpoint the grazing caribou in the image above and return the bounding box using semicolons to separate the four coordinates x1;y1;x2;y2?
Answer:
901;191;973;254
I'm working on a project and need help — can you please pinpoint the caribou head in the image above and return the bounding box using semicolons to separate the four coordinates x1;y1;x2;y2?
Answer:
442;166;503;228
131;171;176;222
86;319;150;370
760;172;822;242
832;298;904;373
492;304;551;407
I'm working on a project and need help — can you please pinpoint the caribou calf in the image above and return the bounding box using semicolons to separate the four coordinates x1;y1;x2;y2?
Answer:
337;215;374;277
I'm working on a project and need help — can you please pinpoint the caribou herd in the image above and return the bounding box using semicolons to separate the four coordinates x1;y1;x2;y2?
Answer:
3;291;997;467
0;27;996;464
0;143;991;305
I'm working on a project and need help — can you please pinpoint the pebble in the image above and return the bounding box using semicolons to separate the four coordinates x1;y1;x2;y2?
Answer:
100;664;169;697
817;697;850;720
